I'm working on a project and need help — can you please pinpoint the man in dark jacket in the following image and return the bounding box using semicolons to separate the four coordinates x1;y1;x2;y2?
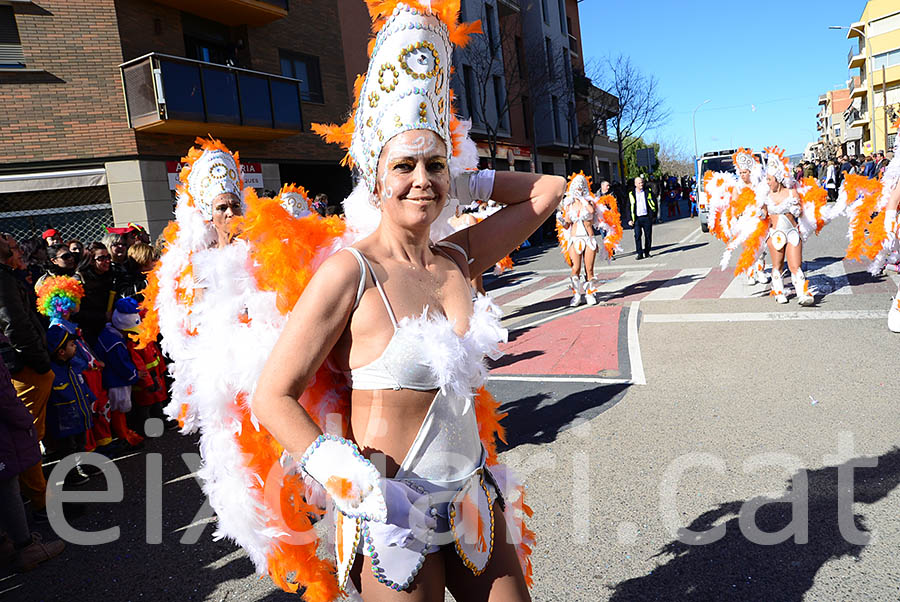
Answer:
627;177;657;259
0;234;53;516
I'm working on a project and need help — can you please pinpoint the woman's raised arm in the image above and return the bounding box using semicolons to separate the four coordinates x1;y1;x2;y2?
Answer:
250;250;360;456
445;172;565;276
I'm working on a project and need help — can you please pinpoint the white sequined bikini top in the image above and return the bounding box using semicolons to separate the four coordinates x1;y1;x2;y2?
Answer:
341;246;506;397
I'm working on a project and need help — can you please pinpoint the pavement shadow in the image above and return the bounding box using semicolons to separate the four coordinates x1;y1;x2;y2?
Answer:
652;242;709;257
498;384;629;451
488;350;545;370
3;431;279;601
502;295;571;321
603;273;705;302
607;447;900;601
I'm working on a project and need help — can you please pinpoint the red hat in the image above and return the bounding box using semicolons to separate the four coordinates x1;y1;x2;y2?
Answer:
104;226;132;235
42;228;58;239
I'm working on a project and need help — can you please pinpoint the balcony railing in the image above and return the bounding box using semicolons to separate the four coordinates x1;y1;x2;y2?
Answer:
848;46;865;69
120;53;303;140
151;0;288;26
497;0;521;16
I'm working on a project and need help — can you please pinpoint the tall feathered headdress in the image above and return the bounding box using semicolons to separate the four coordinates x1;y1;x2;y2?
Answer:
312;1;481;191
764;146;792;185
179;137;243;220
732;148;758;174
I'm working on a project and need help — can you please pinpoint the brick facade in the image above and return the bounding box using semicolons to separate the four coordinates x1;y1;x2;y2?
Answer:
0;0;136;165
0;0;353;168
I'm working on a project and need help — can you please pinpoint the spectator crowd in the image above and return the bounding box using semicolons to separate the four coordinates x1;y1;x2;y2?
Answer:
0;223;171;573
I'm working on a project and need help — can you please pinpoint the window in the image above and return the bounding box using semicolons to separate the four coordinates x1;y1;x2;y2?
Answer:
835;126;841;138
562;49;571;84
0;5;26;68
541;0;549;24
515;36;526;76
541;161;554;175
182;13;232;66
889;133;897;151
463;64;479;124
485;4;496;57
870;13;900;37
545;38;553;77
280;51;323;103
872;48;900;71
551;95;560;140
557;0;566;34
493;75;506;130
521;95;531;139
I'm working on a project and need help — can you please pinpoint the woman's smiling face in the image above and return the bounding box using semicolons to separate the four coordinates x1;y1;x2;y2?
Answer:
375;129;450;230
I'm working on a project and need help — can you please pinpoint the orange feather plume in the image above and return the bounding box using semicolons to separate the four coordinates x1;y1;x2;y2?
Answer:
800;177;828;234
597;193;623;256
135;219;180;349
734;216;769;277
843;174;886;262
474;386;507;466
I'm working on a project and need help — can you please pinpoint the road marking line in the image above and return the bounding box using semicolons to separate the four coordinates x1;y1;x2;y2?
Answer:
597;270;653;296
719;272;769;299
642;268;711;301
488;375;633;385
643;310;884;323
628;301;646;385
506;304;582;331
528;264;663;274
678;227;700;245
506;278;571;307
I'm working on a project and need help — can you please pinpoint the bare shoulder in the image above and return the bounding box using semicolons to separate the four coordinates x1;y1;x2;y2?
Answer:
303;248;363;303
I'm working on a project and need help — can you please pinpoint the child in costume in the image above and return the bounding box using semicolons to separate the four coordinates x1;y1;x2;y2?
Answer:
35;275;113;452
95;298;143;447
46;324;95;485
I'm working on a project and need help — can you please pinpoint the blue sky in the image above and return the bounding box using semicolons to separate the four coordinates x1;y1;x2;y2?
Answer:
578;0;864;157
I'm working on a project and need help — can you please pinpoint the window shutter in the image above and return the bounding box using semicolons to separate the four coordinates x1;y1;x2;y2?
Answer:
0;6;25;66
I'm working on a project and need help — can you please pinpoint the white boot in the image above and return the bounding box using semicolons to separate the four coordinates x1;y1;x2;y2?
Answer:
793;269;815;306
755;259;770;284
569;275;583;307
889;295;900;333
584;277;597;306
771;270;788;304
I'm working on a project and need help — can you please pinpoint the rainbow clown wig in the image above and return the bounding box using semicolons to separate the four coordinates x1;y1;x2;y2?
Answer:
36;276;84;322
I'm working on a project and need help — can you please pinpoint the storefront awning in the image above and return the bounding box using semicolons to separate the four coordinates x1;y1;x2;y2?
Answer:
0;168;107;194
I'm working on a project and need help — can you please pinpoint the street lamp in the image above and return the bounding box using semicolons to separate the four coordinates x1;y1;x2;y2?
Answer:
692;99;711;160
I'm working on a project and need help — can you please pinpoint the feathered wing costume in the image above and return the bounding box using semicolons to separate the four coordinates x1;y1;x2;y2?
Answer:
825;119;900;330
714;148;829;295
138;1;535;598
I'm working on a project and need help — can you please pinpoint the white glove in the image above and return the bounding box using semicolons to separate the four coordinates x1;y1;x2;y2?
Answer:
294;435;436;533
451;170;495;204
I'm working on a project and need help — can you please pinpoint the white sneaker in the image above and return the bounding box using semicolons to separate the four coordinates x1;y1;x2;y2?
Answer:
584;292;597;306
757;272;771;284
797;292;815;307
746;274;756;285
774;292;788;304
569;293;583;307
889;298;900;333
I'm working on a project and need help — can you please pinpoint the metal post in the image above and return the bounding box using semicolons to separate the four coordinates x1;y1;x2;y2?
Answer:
692;99;711;161
883;65;888;153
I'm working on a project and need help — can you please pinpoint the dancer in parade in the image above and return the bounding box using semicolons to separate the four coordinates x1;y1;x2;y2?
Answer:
141;2;549;599
828;120;900;332
556;172;623;306
759;148;818;305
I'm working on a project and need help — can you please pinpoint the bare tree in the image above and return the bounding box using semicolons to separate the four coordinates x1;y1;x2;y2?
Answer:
654;137;694;177
577;61;619;181
600;54;670;184
459;5;569;169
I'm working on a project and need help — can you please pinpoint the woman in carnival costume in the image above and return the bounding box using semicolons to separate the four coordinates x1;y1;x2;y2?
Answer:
711;147;828;305
556;172;623;307
139;3;550;600
826;119;900;332
252;1;560;598
704;149;770;285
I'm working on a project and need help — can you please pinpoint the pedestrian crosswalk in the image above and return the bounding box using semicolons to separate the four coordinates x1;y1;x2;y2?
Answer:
486;259;898;310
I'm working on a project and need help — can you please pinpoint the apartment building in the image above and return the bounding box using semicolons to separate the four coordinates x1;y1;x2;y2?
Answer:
452;0;619;182
0;0;352;241
815;85;858;159
844;0;900;154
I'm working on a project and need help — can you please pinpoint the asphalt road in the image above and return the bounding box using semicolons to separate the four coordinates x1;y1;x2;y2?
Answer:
5;209;899;602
